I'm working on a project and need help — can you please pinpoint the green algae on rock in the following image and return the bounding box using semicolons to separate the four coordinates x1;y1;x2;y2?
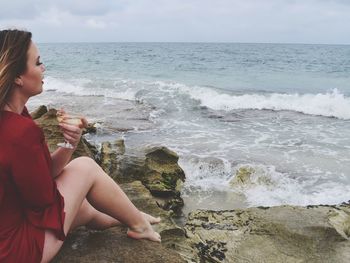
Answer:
104;146;186;213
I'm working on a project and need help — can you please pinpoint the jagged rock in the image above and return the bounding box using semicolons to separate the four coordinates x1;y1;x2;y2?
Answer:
30;105;48;119
117;153;146;183
141;147;186;213
230;166;255;185
110;147;186;214
34;108;98;160
180;205;350;262
85;122;97;134
100;141;119;180
142;147;185;213
115;139;125;155
52;181;186;263
230;165;274;188
100;139;127;181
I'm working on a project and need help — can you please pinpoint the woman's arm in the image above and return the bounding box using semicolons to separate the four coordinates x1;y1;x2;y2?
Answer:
50;119;87;177
51;147;75;178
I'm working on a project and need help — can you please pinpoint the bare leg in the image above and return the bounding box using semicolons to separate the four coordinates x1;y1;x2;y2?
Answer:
70;199;121;231
70;200;161;232
40;157;160;263
58;157;160;241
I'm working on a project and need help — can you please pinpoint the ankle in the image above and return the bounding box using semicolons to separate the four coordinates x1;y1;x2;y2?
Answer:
129;218;149;232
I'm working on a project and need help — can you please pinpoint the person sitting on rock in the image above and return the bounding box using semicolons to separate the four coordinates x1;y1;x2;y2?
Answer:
0;29;161;263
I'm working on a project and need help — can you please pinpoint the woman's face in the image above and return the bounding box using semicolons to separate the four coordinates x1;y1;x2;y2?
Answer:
18;41;45;97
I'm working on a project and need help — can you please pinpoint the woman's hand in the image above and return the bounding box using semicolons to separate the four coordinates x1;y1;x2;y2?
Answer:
59;117;88;149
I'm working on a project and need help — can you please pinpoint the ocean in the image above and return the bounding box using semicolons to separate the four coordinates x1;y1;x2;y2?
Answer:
28;42;350;213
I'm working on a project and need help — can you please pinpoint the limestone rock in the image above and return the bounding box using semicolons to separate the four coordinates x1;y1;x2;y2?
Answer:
52;227;185;263
231;166;255;185
99;139;127;181
116;147;186;213
100;141;119;180
142;147;185;213
180;205;350;262
230;165;274;188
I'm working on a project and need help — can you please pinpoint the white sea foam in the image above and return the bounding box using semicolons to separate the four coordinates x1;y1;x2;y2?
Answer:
180;86;350;120
244;178;350;207
44;76;350;120
141;80;350;120
44;76;87;94
181;158;350;207
43;76;138;100
179;156;233;191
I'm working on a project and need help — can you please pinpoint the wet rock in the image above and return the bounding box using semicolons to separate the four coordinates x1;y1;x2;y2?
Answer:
230;166;255;185
180;205;350;262
112;147;186;214
142;147;185;213
85;122;97;134
230;165;274;188
144;147;185;193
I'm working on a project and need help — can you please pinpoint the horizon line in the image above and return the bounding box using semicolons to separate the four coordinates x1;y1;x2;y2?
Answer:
37;41;350;46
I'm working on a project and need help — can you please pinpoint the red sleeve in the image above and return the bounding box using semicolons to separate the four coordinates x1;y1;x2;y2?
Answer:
10;124;56;209
0;175;3;205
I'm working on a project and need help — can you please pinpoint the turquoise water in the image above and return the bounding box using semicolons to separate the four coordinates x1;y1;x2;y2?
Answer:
29;43;350;210
39;42;350;95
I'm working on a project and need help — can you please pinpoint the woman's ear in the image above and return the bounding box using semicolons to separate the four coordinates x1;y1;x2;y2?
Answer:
14;77;23;87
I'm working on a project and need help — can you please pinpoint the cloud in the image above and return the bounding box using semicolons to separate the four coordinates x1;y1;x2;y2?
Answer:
86;19;107;29
51;0;123;16
0;0;43;19
0;0;349;43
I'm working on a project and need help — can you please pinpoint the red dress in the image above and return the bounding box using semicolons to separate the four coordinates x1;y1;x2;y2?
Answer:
0;107;66;263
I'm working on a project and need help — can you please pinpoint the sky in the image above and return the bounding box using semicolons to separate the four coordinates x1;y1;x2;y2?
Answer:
0;0;350;44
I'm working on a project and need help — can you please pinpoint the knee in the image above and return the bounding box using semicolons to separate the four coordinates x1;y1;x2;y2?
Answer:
73;156;98;170
69;156;101;178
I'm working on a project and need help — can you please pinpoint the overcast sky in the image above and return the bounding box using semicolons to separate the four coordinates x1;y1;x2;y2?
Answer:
1;0;350;44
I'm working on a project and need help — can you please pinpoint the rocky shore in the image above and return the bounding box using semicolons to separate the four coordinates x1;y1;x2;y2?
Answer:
33;106;350;263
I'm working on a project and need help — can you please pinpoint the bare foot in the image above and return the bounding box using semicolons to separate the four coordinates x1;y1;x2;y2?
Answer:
141;212;161;225
127;221;161;242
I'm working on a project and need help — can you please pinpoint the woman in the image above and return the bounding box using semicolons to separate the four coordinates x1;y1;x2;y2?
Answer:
0;29;161;263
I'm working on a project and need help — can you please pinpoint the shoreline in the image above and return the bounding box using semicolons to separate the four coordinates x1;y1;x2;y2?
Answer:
32;105;350;262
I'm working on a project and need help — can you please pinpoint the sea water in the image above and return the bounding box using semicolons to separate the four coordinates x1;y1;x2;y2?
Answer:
28;42;350;212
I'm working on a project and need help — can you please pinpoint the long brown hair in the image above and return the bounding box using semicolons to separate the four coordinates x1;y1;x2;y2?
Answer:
0;29;32;112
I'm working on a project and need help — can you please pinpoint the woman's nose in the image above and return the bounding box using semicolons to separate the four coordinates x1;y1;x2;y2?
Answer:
41;64;46;72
